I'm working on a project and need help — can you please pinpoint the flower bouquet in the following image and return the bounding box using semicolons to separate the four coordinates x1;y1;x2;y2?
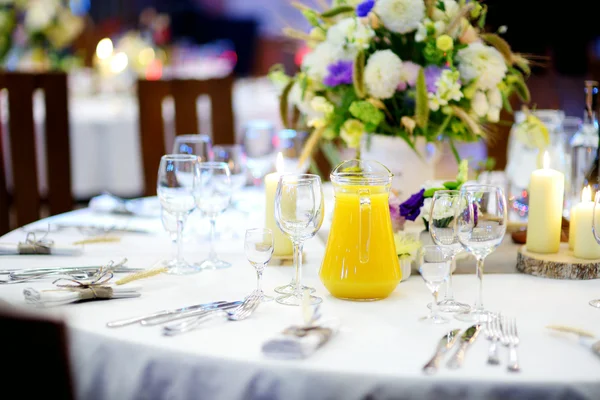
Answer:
269;0;531;166
0;0;85;71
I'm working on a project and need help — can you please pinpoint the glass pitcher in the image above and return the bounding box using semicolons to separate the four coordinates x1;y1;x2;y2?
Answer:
319;160;401;301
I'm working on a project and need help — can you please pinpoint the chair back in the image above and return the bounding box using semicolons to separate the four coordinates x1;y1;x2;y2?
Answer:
137;76;235;197
0;72;72;234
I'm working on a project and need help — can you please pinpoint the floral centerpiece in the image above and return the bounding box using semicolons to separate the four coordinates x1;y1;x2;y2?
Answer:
0;0;85;71
269;0;531;165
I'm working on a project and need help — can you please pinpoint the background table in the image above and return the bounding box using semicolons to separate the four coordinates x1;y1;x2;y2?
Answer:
1;192;599;400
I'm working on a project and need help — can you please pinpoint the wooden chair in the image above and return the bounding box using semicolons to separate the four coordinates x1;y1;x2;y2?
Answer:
137;75;235;197
0;304;74;399
0;72;72;235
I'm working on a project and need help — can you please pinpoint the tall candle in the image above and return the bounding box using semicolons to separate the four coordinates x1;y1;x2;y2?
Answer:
265;153;293;256
573;186;600;259
526;152;564;254
568;206;578;251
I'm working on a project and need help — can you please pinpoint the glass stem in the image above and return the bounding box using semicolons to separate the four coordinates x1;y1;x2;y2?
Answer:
176;216;184;264
293;241;304;296
209;217;217;261
444;257;456;301
474;257;485;312
256;266;264;293
431;290;439;319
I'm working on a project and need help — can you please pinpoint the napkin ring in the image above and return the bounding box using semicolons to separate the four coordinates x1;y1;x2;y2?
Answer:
17;232;55;254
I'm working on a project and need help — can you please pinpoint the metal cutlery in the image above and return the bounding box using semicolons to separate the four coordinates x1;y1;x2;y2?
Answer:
447;324;482;369
500;316;521;372
423;329;461;374
485;313;501;365
139;301;243;326
106;300;241;327
162;292;261;336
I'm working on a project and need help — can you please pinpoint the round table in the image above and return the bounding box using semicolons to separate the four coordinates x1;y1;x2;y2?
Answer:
1;198;599;400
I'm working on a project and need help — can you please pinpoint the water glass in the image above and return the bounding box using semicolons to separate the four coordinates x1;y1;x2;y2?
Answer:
241;120;276;185
456;185;507;322
429;190;470;313
417;245;451;324
172;134;213;162
245;228;274;302
193;162;232;269
591;191;600;308
157;154;199;275
274;174;324;306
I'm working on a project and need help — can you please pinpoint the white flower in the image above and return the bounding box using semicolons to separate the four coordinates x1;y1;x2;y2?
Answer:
364;50;403;99
456;42;508;90
375;0;425;34
487;87;502;108
421;197;433;221
25;0;59;32
301;41;348;83
487;107;500;123
471;90;489;118
310;96;335;115
415;18;445;42
327;17;375;50
288;81;317;118
432;0;460;23
428;69;463;111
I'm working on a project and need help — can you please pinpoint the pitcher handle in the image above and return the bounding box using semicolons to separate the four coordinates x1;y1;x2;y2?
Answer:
358;189;371;263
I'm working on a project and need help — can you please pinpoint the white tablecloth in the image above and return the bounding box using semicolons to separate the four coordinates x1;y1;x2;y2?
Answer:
1;193;600;399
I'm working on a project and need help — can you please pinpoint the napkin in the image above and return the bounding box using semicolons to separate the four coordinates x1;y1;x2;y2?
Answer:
23;284;141;307
89;193;160;217
262;322;339;359
0;242;83;256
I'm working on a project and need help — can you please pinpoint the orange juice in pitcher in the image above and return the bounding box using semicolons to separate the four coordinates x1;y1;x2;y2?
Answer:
319;160;401;300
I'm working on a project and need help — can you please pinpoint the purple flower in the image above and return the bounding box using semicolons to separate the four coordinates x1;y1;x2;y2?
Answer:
356;0;375;17
399;189;425;221
323;60;353;87
389;194;407;231
424;66;443;93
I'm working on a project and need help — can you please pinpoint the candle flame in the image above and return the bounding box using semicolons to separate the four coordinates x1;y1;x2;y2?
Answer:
276;152;284;173
542;151;550;169
96;38;113;60
582;185;592;203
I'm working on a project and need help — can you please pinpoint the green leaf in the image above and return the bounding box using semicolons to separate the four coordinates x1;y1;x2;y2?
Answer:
349;100;384;126
512;74;530;103
279;79;295;129
301;10;321;27
424;187;442;197
415;68;430;128
443;181;459;189
501;90;513;113
320;5;354;18
353;50;366;99
437;0;445;11
478;4;487;29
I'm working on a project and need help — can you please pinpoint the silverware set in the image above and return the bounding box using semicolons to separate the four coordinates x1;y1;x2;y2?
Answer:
0;261;143;284
106;291;262;336
424;316;521;374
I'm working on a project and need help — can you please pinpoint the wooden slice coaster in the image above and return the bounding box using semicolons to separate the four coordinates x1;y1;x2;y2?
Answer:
516;243;600;280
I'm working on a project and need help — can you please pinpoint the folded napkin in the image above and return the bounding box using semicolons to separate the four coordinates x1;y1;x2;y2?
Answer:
0;242;83;256
89;193;160;217
262;322;339;359
23;284;141;307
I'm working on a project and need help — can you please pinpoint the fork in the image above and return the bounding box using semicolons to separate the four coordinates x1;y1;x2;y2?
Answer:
485;313;501;365
162;292;261;336
500;316;521;372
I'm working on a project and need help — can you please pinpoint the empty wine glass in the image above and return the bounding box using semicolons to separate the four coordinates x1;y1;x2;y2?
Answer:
590;190;600;308
275;174;324;306
242;120;276;185
456;185;507;322
417;245;451;324
428;190;471;313
157;154;199;275
193;162;232;269
245;228;274;302
213;144;248;211
172;134;213;162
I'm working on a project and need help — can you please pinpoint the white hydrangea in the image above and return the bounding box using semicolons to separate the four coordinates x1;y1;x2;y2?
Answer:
415;18;445;42
301;41;347;83
375;0;425;34
456;42;508;90
431;0;460;23
364;50;403;99
428;69;463;111
25;0;58;31
327;17;375;50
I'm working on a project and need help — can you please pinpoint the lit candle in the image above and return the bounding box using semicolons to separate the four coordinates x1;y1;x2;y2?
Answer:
573;186;600;259
264;153;293;256
568;205;578;251
526;151;565;253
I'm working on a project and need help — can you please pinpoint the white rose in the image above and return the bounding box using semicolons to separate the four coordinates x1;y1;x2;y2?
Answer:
472;91;489;118
487;107;501;123
301;41;343;83
327;17;375;50
487;87;502;108
456;42;508;90
375;0;425;34
432;0;460;22
364;49;403;99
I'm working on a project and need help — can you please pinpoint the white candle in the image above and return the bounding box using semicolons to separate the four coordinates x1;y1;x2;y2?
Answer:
568;205;578;251
526;152;565;254
573;186;600;259
265;153;293;256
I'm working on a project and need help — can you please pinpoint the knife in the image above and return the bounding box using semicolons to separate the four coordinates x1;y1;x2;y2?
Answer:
423;329;461;374
447;324;482;369
139;301;243;326
546;325;600;359
106;300;239;328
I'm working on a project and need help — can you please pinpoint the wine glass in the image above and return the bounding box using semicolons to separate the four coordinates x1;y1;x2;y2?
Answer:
157;154;199;275
590;190;600;308
274;129;310;173
455;185;507;322
245;228;274;302
417;245;451;324
274;174;324;306
212;144;248;206
172;134;213;162
193;162;232;269
428;190;471;313
241;120;276;185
